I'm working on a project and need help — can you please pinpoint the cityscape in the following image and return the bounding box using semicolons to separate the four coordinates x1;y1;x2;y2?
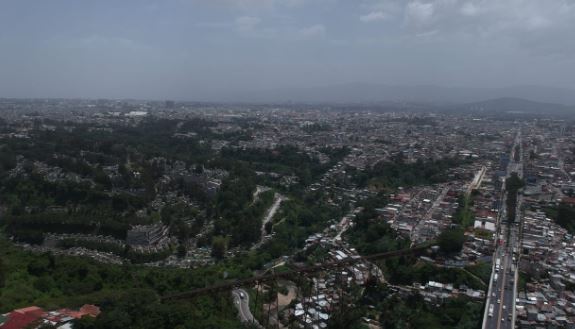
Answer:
2;1;575;328
0;99;574;329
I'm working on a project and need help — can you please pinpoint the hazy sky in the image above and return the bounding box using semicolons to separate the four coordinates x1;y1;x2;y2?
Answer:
1;0;575;100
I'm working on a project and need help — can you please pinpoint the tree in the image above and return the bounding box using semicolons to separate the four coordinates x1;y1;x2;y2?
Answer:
193;164;204;174
555;203;575;234
505;172;525;223
177;244;187;258
95;310;132;329
211;236;228;260
27;257;52;276
0;257;6;288
439;228;465;253
505;172;524;192
34;276;55;293
73;316;97;329
264;221;273;235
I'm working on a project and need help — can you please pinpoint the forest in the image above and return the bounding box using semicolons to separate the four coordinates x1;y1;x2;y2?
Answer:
350;156;468;190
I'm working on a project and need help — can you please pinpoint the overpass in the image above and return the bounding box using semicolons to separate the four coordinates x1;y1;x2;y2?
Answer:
162;243;432;301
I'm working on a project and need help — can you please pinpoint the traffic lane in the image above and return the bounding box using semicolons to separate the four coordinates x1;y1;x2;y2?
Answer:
488;261;513;326
495;251;515;328
485;250;503;329
487;267;506;329
232;289;254;323
498;284;513;328
496;254;510;328
499;259;515;328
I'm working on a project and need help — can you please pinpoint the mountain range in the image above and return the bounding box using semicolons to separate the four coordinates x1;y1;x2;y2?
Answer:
222;84;575;108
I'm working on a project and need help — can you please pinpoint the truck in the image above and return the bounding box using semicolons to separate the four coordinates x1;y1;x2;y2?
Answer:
488;304;495;317
495;258;501;272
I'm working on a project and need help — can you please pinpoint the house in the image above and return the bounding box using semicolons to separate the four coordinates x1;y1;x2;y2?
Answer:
0;306;44;329
0;304;100;329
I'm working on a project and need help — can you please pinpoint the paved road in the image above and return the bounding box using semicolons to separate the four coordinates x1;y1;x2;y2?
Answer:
232;289;263;327
485;236;516;329
483;131;522;329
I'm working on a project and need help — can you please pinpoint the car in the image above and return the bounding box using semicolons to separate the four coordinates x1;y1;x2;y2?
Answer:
497;299;501;304
240;292;245;299
503;305;506;310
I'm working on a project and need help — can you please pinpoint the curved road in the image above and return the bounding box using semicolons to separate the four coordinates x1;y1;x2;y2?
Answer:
232;289;263;328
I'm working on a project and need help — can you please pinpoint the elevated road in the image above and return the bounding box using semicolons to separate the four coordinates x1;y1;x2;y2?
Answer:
162;243;431;301
483;131;522;329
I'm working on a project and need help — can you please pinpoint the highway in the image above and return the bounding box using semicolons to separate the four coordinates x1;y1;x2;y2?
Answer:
484;228;517;329
483;131;522;329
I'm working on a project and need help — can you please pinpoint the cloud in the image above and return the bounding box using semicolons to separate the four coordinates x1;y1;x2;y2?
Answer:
233;16;324;40
196;0;308;9
214;0;575;55
360;11;389;22
405;1;434;27
296;24;326;39
235;16;261;32
355;0;573;55
50;35;148;53
460;2;479;16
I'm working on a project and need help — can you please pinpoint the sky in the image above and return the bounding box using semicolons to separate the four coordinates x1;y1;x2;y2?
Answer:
1;0;575;100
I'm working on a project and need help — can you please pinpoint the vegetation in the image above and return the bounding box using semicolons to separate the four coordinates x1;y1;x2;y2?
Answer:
351;156;467;190
438;228;466;254
465;261;492;283
386;261;485;290
346;205;409;256
218;145;347;186
505;172;524;224
358;285;482;329
212;166;274;248
0;232;267;328
262;191;344;261
0;114;482;328
453;193;476;228
545;202;575;234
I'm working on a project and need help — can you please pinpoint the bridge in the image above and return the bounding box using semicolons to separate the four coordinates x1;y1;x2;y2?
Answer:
162;243;432;301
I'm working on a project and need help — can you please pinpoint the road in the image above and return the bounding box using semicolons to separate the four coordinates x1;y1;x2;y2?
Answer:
232;289;263;328
259;194;284;239
483;131;522;329
251;193;285;250
467;166;487;196
251;186;271;205
409;185;450;245
485;231;517;329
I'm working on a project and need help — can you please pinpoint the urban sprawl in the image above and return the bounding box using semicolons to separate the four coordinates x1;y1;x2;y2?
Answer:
0;99;574;329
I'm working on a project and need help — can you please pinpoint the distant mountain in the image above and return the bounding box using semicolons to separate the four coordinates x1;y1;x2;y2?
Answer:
454;97;574;116
224;83;575;106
